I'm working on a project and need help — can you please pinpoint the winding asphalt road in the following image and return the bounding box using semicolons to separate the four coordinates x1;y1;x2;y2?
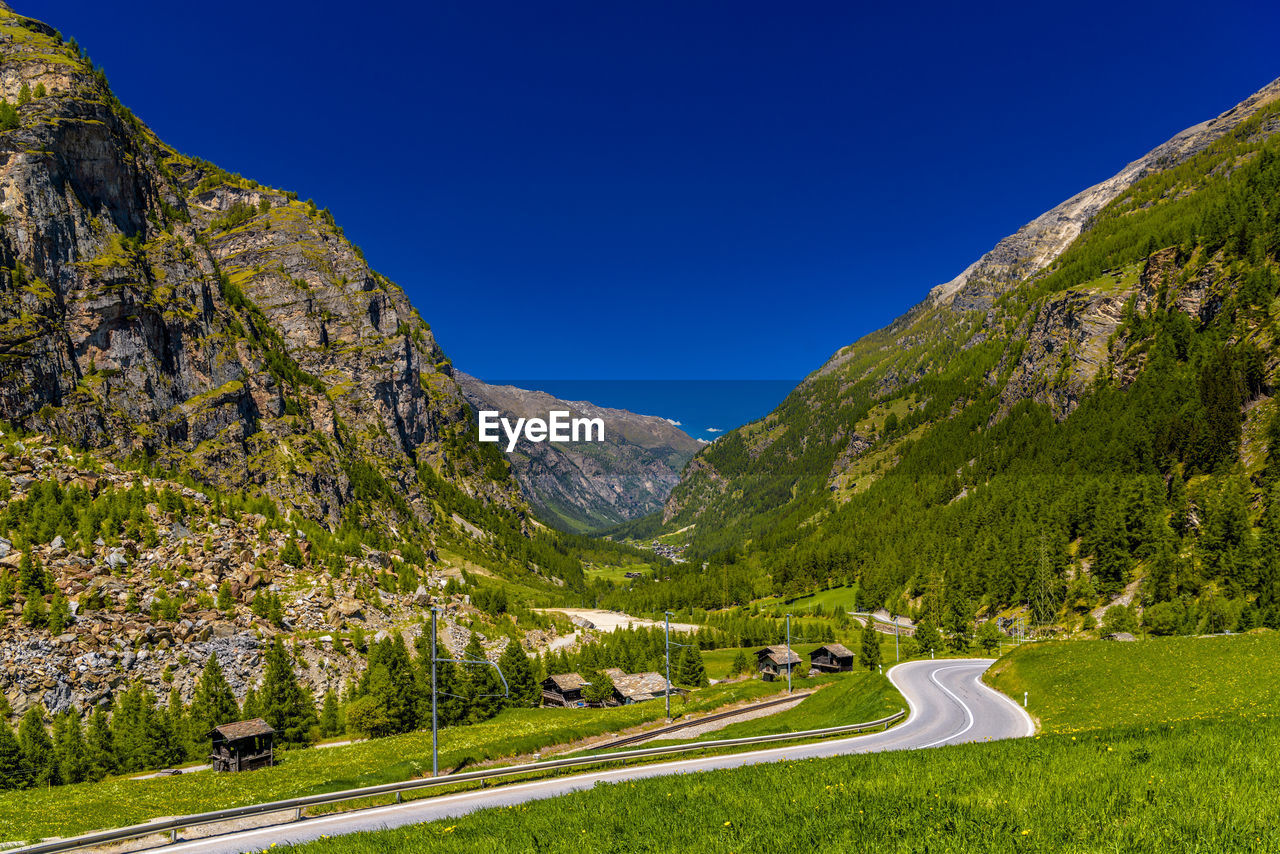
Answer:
160;658;1034;853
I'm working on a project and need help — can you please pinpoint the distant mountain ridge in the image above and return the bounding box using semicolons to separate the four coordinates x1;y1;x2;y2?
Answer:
456;373;701;532
929;79;1280;309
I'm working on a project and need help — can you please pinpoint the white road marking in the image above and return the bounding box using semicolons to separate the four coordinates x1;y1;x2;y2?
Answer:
917;664;979;748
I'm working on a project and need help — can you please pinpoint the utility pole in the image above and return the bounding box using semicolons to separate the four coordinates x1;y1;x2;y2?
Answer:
785;613;793;694
664;611;673;721
892;612;900;663
430;606;439;778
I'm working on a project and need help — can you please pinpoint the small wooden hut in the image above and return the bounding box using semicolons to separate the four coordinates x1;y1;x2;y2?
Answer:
541;673;588;707
809;643;855;673
756;645;801;681
208;719;276;772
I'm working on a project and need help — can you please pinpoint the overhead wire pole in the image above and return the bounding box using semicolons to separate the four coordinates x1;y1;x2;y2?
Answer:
664;611;673;721
785;613;793;694
893;612;900;663
429;605;508;778
430;607;440;777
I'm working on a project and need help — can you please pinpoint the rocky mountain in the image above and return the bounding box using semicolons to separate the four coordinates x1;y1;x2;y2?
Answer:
0;430;537;720
0;5;522;540
632;76;1280;633
0;4;603;721
924;78;1280;313
456;373;701;532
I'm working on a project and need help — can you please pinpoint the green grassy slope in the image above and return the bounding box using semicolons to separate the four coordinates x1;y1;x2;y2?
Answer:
986;633;1280;732
695;671;902;740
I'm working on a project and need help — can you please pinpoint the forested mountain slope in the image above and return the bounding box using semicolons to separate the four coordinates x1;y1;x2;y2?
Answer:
631;77;1280;636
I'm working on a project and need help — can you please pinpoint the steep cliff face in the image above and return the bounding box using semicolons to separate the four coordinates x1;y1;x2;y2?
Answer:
456;374;701;531
0;7;518;530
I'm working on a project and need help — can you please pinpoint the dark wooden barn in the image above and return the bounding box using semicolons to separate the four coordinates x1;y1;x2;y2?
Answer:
541;672;588;707
208;718;276;772
809;643;856;673
756;645;801;681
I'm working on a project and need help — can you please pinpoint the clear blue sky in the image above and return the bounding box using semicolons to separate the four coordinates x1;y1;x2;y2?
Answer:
19;0;1279;380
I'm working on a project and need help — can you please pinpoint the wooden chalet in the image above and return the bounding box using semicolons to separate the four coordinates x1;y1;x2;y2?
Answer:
809;643;855;673
611;671;680;705
541;672;588;707
208;718;275;772
756;645;801;681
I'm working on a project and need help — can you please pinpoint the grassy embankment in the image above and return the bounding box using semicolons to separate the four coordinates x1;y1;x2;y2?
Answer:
0;679;785;842
276;632;1280;853
983;632;1280;732
595;669;905;752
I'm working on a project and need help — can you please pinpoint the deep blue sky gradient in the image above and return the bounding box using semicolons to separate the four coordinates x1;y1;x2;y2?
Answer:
19;0;1280;379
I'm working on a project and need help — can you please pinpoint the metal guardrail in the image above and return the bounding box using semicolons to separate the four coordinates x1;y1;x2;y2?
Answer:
592;691;815;750
14;709;905;854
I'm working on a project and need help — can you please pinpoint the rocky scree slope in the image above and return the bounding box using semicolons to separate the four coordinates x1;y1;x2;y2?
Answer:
0;432;537;721
0;6;522;541
457;374;701;532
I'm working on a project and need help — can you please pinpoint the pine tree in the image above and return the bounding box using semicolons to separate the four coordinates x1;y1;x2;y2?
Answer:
858;619;881;671
192;654;238;731
47;590;70;634
18;708;54;786
279;539;304;567
240;687;262;720
730;649;750;676
148;692;183;770
53;712;88;784
976;620;1003;654
216;581;234;613
0;720;22;790
677;645;708;687
0;570;14;607
0;100;18;131
21;594;46;628
497;639;538;708
414;631;466;728
16;83;31;106
319;688;342;737
357;637;417;736
164;687;190;764
109;687;153;773
462;634;502;723
260;637;316;746
86;705;116;781
580;667;615;706
18;552;46;595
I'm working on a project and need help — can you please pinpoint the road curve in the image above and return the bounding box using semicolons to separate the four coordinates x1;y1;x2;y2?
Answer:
163;658;1033;854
